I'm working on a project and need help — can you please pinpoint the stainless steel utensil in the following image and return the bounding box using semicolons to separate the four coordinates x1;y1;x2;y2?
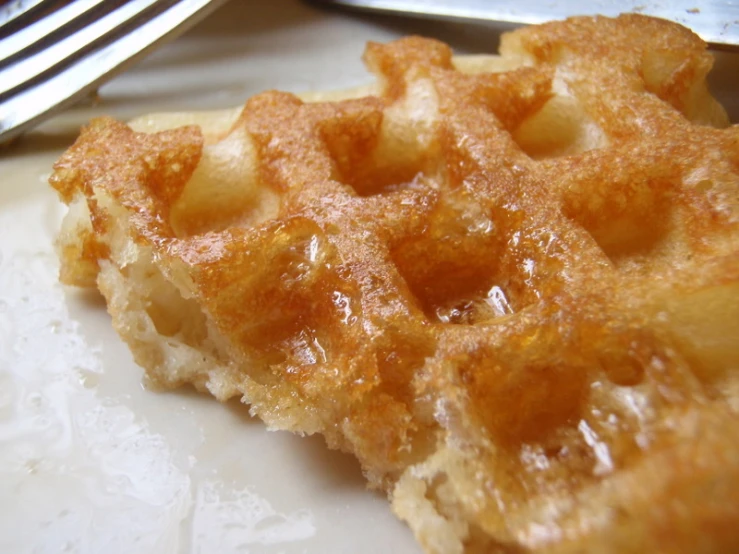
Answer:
0;0;231;144
311;0;739;49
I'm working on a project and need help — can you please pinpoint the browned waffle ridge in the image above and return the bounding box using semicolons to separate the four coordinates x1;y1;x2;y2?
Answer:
50;14;739;554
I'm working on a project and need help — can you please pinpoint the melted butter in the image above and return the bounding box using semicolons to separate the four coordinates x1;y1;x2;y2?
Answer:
0;193;322;553
0;196;190;552
433;284;514;325
577;420;614;476
332;291;356;325
289;329;328;366
191;480;315;548
484;285;513;317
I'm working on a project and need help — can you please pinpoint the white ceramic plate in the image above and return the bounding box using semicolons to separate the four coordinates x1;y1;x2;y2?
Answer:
1;3;737;553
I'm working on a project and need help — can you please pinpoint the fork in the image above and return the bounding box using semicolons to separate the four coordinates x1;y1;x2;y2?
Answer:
0;0;231;144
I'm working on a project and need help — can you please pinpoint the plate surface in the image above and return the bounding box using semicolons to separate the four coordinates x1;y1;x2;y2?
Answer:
0;2;737;553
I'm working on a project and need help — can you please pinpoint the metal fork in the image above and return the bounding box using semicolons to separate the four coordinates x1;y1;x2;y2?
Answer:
0;0;231;144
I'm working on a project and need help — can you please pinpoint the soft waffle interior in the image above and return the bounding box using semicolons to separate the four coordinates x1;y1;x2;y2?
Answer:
51;15;739;554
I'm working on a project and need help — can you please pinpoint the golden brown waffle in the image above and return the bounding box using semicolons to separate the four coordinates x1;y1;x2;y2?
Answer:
50;14;739;554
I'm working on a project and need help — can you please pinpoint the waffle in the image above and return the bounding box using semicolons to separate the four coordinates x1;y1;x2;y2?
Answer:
50;14;739;554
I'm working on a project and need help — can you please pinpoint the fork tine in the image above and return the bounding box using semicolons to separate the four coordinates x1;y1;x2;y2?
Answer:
0;0;60;36
0;0;230;143
0;0;109;66
0;0;170;99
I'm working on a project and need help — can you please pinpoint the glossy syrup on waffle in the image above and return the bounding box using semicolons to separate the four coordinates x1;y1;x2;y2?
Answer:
50;14;739;554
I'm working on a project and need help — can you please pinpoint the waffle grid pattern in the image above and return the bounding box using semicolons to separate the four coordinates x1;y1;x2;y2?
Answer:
51;14;739;553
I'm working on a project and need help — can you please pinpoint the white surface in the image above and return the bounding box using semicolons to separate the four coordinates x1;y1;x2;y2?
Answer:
0;2;737;553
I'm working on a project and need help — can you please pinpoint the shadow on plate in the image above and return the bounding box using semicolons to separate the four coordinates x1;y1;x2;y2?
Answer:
223;396;371;490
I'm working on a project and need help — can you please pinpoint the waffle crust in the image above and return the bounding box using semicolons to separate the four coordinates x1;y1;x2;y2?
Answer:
50;14;739;554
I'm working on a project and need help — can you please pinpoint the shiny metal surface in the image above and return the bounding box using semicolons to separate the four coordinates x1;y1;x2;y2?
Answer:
0;0;231;144
0;0;49;29
312;0;739;49
0;0;108;66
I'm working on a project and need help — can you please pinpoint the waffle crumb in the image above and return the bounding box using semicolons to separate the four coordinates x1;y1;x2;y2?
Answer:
50;14;739;554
